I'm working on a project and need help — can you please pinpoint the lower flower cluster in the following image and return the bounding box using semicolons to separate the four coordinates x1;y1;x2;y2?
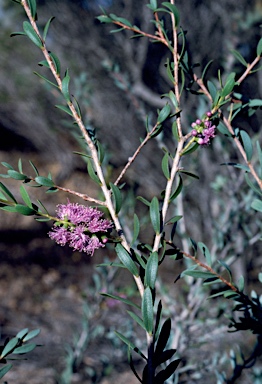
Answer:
48;201;113;256
191;111;216;145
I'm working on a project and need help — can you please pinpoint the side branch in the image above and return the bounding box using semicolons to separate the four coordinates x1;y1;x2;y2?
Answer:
181;250;238;293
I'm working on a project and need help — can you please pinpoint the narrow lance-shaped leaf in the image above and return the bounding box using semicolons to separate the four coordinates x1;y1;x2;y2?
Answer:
155;318;172;358
87;159;101;185
110;182;122;214
221;72;235;98
240;129;253;161
115;331;147;360
115;243;139;277
50;52;61;75
150;196;161;234
23;21;43;48
131;213;140;246
7;170;27;180
35;176;55;187
198;242;212;267
100;292;140;309
142;287;154;335
145;252;158;289
0;182;17;203
20;185;33;208
257;37;262;56
55;104;74;117
23;328;40;342
61;69;71;102
0;364;12;380
162;2;180;26
157;103;171;124
13;343;37;354
28;0;37;20
43;16;55;41
162;152;170;180
1;338;18;358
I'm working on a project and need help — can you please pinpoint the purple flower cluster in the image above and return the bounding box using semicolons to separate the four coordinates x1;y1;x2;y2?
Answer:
191;111;216;145
48;201;113;256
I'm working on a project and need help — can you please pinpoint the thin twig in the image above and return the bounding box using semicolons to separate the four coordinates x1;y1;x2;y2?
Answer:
180;250;239;292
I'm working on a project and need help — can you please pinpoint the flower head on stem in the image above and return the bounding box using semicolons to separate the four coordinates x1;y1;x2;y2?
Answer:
49;201;113;256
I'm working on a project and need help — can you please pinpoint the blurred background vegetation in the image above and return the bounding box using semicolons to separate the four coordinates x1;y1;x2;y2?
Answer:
0;0;262;383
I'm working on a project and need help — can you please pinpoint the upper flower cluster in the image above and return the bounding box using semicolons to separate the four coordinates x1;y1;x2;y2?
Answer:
49;201;113;256
191;111;216;145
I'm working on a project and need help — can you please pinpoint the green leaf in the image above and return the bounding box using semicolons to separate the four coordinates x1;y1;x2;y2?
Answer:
13;343;36;354
240;130;253;161
244;173;262;196
145;252;158;288
35;176;55;187
169;175;183;202
237;275;245;292
97;15;113;23
16;328;29;340
162;2;180;26
20;185;33;208
0;364;12;379
257;37;262;56
218;260;232;281
55;104;73;117
18;158;23;174
217;122;231;136
148;0;157;11
251;198;262;212
201;60;213;81
115;16;132;27
131;214;140;246
221;72;235;98
43;16;55;41
162;152;170;180
181;142;198;155
198;242;212;266
182;270;215;279
157;104;171;124
34;71;59;88
110;182;122;215
1;338;18;358
61;69;71;102
100;293;140;309
23;329;40;342
222;162;250;172
1;162;14;170
155;318;172;358
7;170;27;180
154;359;181;382
249;99;262;107
10;31;27;38
0;182;17;203
115;244;139;277
150;197;161;234
231;49;248;67
142;287;153;335
15;204;36;216
29;160;39;176
137;196;151;207
165;215;182;225
23;21;43;48
28;0;37;20
168;90;178;108
50;52;61;75
126;310;146;330
178;170;199;179
87;159;101;185
207;80;217;100
114;331;147;359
